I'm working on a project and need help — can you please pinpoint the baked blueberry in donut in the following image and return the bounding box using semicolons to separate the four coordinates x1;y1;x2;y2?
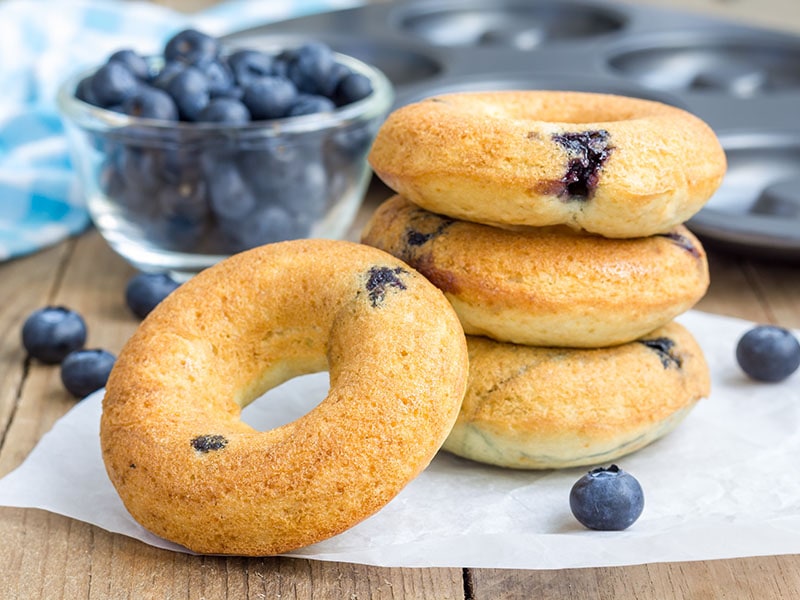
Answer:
658;231;702;259
639;337;682;369
191;434;229;452
365;265;408;307
551;129;613;200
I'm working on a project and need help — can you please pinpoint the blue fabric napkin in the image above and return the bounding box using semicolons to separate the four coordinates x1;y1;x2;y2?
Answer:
0;0;360;262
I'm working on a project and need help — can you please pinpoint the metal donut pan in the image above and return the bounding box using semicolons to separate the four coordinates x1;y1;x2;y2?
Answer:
224;0;800;261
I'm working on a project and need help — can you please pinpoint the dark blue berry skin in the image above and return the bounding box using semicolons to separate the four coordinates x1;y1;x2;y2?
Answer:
108;49;150;80
242;76;298;120
164;28;219;67
227;49;275;87
165;66;210;121
150;60;186;90
60;349;116;398
76;76;99;105
90;61;139;107
125;273;180;319
202;59;236;97
736;325;800;382
122;86;179;121
288;94;336;117
205;160;257;219
22;307;87;364
569;465;644;531
286;42;336;95
333;71;373;106
196;97;251;124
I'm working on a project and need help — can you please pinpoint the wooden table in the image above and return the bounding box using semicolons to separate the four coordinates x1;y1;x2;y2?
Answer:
2;1;800;598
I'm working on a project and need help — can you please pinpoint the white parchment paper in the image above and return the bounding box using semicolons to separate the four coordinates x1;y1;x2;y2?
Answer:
1;310;799;569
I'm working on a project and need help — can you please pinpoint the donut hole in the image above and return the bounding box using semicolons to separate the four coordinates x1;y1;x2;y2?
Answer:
240;372;329;431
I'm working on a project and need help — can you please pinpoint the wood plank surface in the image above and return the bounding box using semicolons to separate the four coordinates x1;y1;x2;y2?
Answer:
2;0;800;598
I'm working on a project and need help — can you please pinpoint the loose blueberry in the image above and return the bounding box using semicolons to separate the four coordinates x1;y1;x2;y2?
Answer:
22;306;87;364
60;349;116;398
125;273;181;319
122;86;179;121
108;49;150;80
164;28;219;67
569;465;644;531
736;325;800;382
196;97;251;124
242;76;298;120
89;61;139;107
333;71;373;106
165;66;210;121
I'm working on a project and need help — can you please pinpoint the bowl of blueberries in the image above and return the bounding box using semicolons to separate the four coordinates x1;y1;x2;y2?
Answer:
57;29;394;278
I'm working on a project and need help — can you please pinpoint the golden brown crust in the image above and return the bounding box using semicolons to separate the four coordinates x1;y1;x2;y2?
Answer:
368;91;726;238
362;195;710;348
443;322;710;469
100;239;468;556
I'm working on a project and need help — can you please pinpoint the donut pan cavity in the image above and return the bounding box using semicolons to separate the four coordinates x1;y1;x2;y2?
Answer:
225;0;800;260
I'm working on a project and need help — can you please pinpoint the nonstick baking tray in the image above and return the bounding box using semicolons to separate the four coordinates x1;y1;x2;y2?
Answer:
224;0;800;261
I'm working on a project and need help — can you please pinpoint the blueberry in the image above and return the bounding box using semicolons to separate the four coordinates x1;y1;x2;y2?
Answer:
89;61;139;108
288;94;336;117
22;306;87;364
242;76;298;120
164;28;219;67
227;49;275;87
150;60;186;90
122;86;179;121
333;71;373;106
196;97;251;124
75;76;98;106
569;465;644;531
60;349;116;398
108;49;150;80
202;59;236;97
165;66;210;121
125;273;181;319
205;160;256;219
319;61;351;97
736;325;800;382
286;42;335;95
220;205;307;252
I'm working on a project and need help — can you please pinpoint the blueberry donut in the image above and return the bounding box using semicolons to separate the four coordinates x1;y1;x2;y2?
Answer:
368;91;726;238
444;322;710;470
362;195;709;348
100;239;468;555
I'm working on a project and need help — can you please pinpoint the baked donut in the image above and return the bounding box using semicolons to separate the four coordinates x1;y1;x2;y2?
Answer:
444;322;710;470
362;195;710;348
100;239;468;556
368;91;726;238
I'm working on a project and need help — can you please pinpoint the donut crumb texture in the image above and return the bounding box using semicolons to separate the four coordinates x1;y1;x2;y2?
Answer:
639;337;682;369
550;130;613;200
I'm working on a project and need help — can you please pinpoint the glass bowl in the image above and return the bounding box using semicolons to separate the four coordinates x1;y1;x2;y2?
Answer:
57;53;394;279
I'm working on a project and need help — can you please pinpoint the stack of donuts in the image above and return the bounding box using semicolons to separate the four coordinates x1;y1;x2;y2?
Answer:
363;90;727;469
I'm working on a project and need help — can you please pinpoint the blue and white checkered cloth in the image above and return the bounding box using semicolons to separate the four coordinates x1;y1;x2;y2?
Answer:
0;0;360;262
